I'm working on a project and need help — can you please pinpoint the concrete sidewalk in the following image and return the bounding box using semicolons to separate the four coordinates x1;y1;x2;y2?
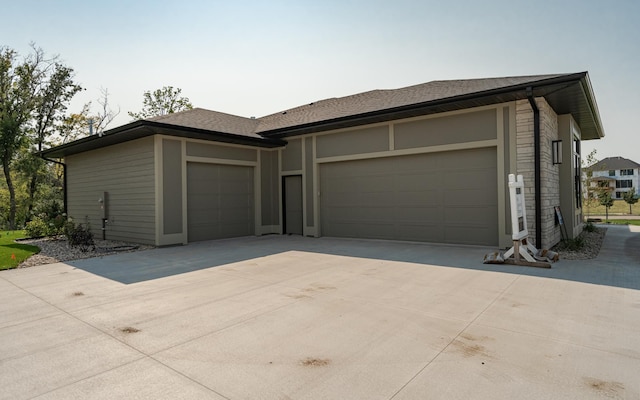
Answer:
1;227;639;399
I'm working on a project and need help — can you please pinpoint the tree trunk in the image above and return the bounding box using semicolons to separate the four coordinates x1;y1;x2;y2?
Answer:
27;173;38;217
2;157;17;230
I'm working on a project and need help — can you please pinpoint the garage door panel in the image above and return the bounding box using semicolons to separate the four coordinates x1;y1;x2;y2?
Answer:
187;163;254;242
445;225;495;246
443;189;493;206
395;175;441;190
220;208;251;222
445;206;495;225
320;148;498;246
444;171;493;189
358;175;394;189
323;207;359;221
219;193;252;207
397;225;443;242
220;222;252;237
324;194;359;207
395;191;441;206
395;206;443;222
358;207;395;221
220;180;251;193
359;192;395;206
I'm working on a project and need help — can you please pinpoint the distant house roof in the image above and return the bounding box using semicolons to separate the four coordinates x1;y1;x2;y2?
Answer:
41;72;604;158
591;157;640;171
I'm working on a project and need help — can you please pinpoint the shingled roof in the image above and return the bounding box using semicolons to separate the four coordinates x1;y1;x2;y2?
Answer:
147;108;262;139
591;157;640;171
256;74;565;133
41;72;604;158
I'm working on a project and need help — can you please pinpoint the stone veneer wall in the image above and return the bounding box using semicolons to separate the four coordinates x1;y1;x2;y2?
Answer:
515;98;561;249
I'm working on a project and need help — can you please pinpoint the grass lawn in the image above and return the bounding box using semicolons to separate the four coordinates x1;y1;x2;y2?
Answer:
583;199;638;216
598;219;640;226
0;231;40;270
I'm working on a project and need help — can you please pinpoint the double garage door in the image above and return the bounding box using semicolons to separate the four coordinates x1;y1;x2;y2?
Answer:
319;148;498;246
187;163;254;242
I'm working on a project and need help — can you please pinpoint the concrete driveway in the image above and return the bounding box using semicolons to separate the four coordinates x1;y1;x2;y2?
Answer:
1;226;639;399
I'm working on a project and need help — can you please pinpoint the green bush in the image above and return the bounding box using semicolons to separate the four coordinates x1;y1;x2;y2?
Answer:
583;221;596;232
25;216;50;238
34;200;64;222
64;221;94;252
24;203;67;238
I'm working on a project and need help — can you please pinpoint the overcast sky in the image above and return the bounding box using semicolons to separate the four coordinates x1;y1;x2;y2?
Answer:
2;0;638;161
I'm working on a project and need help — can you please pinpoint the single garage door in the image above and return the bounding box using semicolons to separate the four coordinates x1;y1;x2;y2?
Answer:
187;163;254;242
319;147;498;246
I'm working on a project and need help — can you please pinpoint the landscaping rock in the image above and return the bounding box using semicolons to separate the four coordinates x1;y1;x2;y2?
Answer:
17;236;154;268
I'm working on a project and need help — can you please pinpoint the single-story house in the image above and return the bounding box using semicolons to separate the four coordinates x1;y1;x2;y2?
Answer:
588;156;640;199
42;72;604;250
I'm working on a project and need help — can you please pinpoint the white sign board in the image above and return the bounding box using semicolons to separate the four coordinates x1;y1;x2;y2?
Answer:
508;174;528;241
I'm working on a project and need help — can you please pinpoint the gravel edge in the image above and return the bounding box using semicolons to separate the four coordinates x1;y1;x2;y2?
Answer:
552;227;607;260
16;236;154;268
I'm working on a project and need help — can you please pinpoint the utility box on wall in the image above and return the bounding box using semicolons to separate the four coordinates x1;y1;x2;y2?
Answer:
99;191;108;220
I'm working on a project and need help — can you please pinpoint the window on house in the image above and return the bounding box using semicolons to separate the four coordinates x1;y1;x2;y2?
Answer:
616;180;633;188
616;192;622;199
620;169;634;176
609;170;616;176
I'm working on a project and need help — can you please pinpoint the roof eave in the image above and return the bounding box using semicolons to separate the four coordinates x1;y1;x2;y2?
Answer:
41;120;286;158
259;72;605;141
579;73;605;140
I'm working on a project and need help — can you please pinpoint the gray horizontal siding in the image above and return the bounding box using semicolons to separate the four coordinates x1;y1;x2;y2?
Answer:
394;109;497;149
316;126;389;158
66;137;156;245
281;138;302;171
186;142;257;161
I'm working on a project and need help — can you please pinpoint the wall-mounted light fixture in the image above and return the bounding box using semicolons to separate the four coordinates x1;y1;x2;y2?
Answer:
552;140;563;164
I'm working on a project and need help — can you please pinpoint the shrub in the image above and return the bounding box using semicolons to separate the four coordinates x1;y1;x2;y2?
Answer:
64;221;95;252
50;214;67;235
583;221;596;233
24;203;67;238
25;215;50;238
33;200;64;222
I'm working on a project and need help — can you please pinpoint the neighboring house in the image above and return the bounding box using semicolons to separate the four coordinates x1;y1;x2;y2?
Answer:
588;157;640;199
42;72;604;250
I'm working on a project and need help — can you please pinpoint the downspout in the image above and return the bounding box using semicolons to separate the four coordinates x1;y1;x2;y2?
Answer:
526;87;542;248
40;155;67;216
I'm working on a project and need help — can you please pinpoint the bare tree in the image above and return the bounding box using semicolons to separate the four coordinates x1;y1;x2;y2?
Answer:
90;87;120;134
